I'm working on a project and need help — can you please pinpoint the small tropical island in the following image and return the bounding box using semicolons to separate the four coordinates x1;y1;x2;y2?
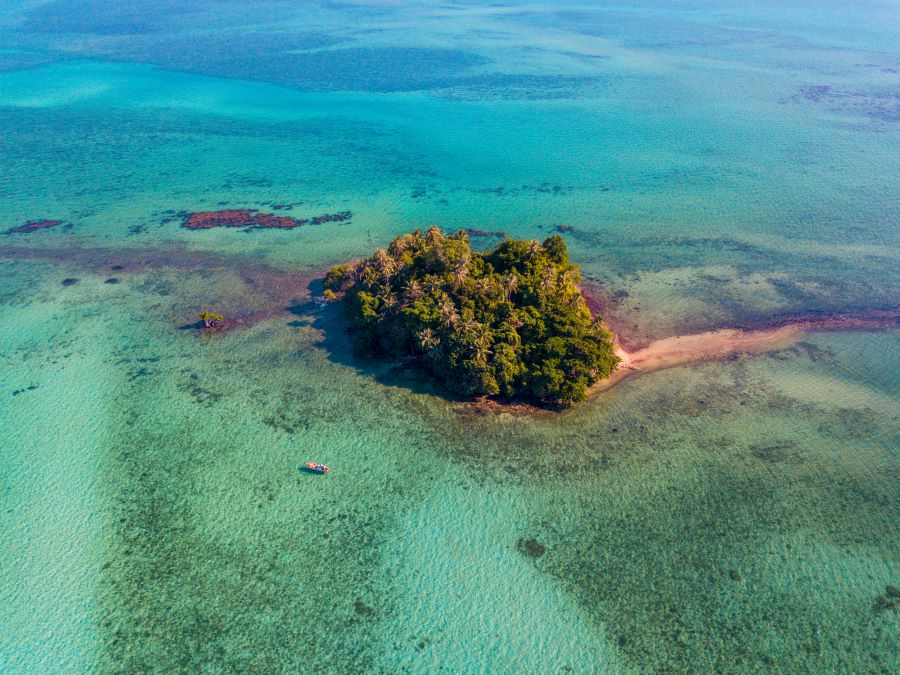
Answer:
323;227;620;406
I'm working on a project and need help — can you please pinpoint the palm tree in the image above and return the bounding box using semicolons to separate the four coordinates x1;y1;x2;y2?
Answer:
425;226;442;246
377;284;397;309
505;273;519;299
559;268;579;287
417;328;440;352
404;279;424;304
361;265;380;287
475;277;493;297
472;322;493;362
352;260;365;282
453;256;470;288
539;269;556;296
557;270;581;306
473;343;491;364
423;275;442;294
457;316;478;336
527;240;542;259
372;248;397;279
439;299;459;327
389;237;408;257
476;321;492;340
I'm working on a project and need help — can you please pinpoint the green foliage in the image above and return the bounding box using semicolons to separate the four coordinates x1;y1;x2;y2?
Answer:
199;311;224;328
324;228;619;406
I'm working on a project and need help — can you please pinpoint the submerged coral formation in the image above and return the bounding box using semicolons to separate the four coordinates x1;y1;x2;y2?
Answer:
4;219;65;235
180;209;351;231
324;228;619;406
464;228;507;238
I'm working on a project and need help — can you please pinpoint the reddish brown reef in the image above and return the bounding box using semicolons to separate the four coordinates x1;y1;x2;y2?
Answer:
4;220;65;235
181;209;351;231
464;228;506;237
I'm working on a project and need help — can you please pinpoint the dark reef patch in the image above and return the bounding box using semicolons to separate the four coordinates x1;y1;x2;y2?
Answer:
872;586;899;613
4;219;66;235
748;440;803;464
182;210;295;230
468;182;573;197
517;537;547;557
61;277;79;286
463;228;506;238
309;211;352;226
180;373;223;407
180;209;351;231
788;84;900;123
799;84;833;102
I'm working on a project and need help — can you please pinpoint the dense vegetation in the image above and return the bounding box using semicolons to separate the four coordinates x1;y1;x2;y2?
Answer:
323;228;619;406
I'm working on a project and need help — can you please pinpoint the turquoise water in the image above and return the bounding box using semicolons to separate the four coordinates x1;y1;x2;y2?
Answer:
1;1;898;672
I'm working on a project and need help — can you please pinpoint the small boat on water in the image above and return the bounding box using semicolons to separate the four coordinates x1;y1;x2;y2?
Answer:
306;462;329;474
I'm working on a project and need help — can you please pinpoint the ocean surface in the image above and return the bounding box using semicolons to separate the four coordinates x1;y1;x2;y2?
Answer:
1;1;898;672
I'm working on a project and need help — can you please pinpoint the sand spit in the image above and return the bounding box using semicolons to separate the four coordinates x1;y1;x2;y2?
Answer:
593;311;900;395
593;325;804;393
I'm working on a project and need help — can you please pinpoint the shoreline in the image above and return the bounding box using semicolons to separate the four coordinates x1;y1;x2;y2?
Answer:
591;325;805;394
591;311;900;396
465;314;898;415
3;243;897;405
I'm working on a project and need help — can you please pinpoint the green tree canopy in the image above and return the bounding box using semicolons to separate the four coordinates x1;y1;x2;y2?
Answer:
324;228;619;406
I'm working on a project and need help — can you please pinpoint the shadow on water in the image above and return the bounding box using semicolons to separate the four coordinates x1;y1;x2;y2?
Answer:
297;466;329;475
287;279;464;403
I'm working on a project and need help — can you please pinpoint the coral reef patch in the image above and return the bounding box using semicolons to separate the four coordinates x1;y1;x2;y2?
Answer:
180;209;352;231
873;585;899;613
4;219;66;235
517;538;547;557
463;228;506;238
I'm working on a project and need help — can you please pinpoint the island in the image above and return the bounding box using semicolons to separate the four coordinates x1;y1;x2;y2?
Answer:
323;227;619;406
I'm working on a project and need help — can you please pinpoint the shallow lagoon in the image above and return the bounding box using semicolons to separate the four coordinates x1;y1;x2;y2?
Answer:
1;1;898;672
